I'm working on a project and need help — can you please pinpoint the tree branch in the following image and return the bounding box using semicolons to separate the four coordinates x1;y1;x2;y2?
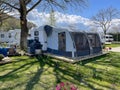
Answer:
27;0;42;13
1;1;20;11
91;7;120;34
25;0;31;5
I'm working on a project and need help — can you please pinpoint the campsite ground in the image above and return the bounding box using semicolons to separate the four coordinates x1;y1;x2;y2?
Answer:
0;52;120;90
105;43;120;52
105;43;120;48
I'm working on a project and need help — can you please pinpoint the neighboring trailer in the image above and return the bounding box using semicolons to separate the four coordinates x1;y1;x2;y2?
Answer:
0;29;21;45
0;31;8;43
105;34;113;44
8;29;21;45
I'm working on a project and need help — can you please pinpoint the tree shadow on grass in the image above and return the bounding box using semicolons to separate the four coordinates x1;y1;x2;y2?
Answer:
0;60;38;81
46;55;120;90
1;54;116;90
25;55;50;90
24;53;120;90
35;56;99;90
81;54;108;65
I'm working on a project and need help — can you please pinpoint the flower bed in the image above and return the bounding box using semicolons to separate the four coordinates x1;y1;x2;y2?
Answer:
56;82;77;90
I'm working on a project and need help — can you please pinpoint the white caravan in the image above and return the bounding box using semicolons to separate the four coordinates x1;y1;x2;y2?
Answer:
0;31;8;43
8;29;21;45
28;26;47;51
105;34;113;44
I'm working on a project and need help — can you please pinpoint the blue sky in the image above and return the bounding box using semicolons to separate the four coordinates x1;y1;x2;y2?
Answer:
80;0;120;18
26;0;120;27
65;0;120;18
35;0;120;19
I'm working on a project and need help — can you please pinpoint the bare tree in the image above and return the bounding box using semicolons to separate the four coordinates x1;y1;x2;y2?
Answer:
0;1;11;26
92;7;120;35
111;25;120;41
1;0;87;50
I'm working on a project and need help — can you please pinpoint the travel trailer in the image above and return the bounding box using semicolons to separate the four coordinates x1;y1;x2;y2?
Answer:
105;34;113;44
8;29;21;45
28;27;47;51
27;25;102;58
97;33;113;44
0;29;21;45
0;25;103;60
0;31;8;43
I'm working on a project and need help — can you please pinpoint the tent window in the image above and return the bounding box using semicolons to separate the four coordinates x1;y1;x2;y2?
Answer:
88;34;100;47
72;33;89;51
58;32;66;51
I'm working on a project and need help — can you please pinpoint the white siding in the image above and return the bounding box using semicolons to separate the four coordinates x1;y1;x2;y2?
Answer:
29;27;47;51
0;32;8;42
8;29;21;45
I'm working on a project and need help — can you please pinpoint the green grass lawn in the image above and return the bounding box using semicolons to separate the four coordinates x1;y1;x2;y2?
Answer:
0;52;120;90
105;43;120;48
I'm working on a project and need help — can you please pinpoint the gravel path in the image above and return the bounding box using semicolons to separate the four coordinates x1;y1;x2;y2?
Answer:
110;47;120;52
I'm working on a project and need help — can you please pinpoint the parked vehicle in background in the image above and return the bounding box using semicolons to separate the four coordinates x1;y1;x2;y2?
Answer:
105;34;113;44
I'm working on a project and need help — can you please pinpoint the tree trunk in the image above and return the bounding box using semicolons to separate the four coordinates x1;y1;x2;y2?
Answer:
20;15;28;51
104;29;107;35
19;0;28;51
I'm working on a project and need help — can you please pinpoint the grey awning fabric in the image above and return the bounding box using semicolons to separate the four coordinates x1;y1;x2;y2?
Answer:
44;25;53;36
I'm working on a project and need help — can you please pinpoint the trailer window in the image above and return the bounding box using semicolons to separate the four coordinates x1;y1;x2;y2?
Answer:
34;37;39;41
34;31;39;36
1;34;4;38
9;33;12;38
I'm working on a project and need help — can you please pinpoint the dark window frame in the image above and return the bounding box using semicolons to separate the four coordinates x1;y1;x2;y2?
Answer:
9;33;12;38
1;34;5;38
34;31;39;36
58;32;66;51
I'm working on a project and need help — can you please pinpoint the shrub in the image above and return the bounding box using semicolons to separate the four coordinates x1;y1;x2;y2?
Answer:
0;54;4;61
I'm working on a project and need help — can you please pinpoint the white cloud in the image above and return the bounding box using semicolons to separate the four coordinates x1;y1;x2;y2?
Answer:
8;8;94;30
8;9;120;33
27;9;92;30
